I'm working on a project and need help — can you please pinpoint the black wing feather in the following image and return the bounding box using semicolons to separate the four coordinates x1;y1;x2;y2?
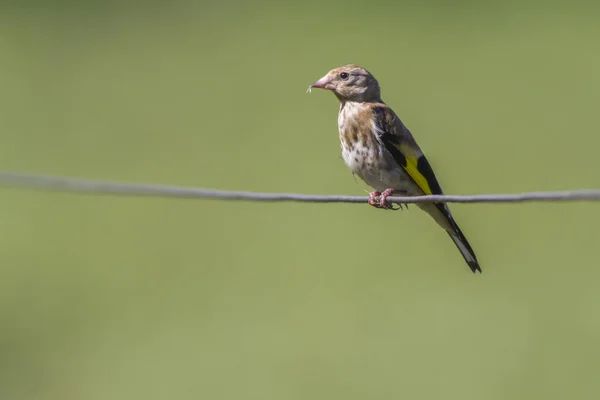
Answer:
372;105;444;196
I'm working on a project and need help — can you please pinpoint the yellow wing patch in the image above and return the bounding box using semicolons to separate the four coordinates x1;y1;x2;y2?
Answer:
401;154;433;195
393;143;434;195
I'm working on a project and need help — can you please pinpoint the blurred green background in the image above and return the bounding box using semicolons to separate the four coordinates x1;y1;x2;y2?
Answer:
2;1;600;399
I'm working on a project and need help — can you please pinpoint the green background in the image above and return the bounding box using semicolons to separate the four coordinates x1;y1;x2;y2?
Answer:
2;1;600;399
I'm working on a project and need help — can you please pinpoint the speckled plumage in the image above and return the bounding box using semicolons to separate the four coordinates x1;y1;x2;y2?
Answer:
310;64;481;273
338;101;415;195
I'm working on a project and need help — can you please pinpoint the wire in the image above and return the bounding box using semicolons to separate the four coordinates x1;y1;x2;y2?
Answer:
1;171;600;204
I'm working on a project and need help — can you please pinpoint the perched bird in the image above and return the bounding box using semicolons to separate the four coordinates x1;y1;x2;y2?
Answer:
310;64;481;273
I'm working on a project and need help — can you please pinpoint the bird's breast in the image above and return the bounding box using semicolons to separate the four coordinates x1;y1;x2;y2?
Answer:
337;105;413;192
338;107;378;174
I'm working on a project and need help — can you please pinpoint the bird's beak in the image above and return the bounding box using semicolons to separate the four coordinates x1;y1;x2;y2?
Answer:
310;75;335;90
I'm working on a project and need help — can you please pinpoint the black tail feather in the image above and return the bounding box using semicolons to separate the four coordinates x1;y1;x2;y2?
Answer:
433;203;481;273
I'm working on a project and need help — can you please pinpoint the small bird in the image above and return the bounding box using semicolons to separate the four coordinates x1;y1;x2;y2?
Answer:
310;64;481;273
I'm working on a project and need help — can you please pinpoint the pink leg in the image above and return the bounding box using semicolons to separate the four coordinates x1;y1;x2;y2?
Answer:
379;188;395;209
368;191;381;207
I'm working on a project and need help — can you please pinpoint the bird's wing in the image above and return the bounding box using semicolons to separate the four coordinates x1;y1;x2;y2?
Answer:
371;104;444;196
371;104;481;273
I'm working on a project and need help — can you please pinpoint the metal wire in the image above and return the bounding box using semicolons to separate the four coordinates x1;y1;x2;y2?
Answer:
2;171;600;204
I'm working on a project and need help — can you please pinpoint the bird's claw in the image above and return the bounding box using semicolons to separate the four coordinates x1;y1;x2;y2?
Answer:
379;188;395;210
368;191;381;207
368;189;404;210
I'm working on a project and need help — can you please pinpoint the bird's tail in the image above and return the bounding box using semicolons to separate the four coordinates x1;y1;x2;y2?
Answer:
447;223;480;273
418;203;481;273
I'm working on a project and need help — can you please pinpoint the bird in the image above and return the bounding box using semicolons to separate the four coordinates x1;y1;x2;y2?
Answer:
309;64;481;273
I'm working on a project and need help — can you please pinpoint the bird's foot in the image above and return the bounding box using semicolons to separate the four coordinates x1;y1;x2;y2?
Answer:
379;188;395;210
368;189;403;210
368;191;381;207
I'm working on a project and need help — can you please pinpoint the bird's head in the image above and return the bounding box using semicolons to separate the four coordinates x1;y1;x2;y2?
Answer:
310;64;381;102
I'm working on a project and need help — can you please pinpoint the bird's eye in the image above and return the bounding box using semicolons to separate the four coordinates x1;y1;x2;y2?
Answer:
340;72;349;80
